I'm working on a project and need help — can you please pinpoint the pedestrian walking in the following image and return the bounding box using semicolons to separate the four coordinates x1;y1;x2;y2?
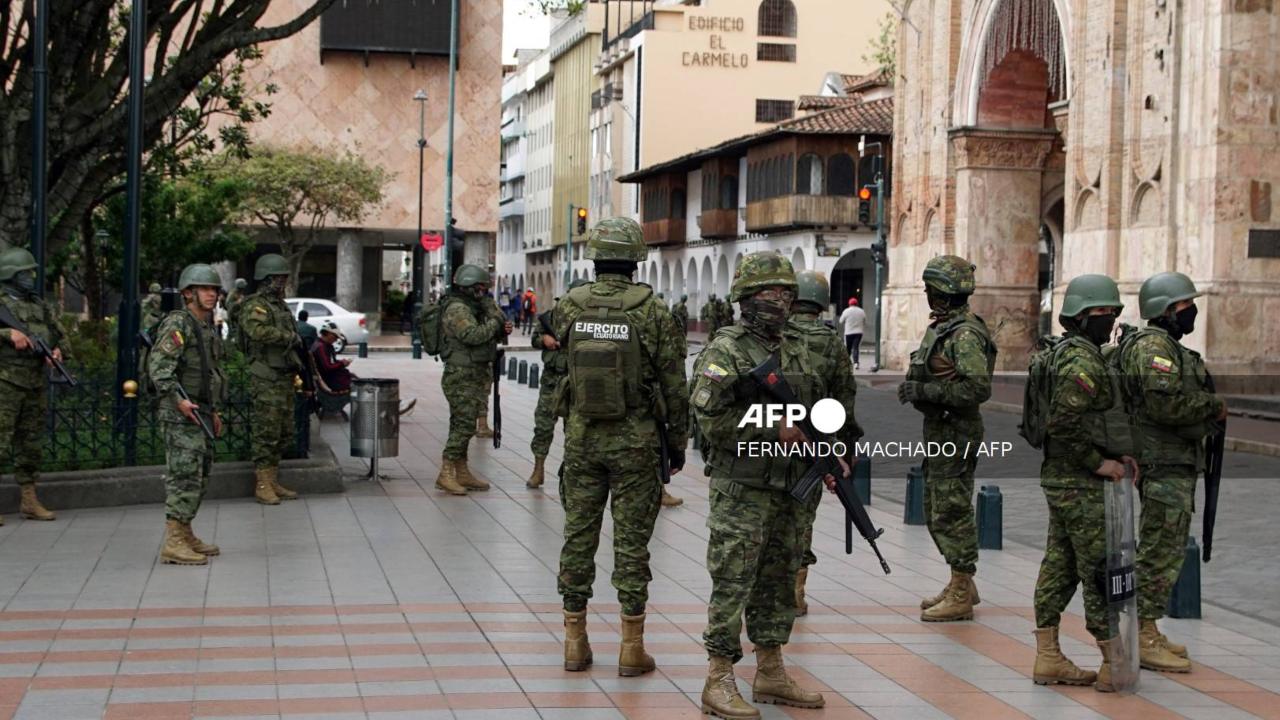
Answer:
838;297;867;368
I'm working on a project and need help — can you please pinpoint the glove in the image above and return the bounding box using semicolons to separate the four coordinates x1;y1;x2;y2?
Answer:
667;447;686;475
898;381;930;404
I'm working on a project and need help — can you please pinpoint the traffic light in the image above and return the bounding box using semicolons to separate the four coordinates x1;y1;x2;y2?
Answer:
576;206;588;235
858;185;875;227
870;239;887;266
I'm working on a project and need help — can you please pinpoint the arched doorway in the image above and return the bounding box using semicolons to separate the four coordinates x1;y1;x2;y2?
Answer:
716;255;730;298
832;248;878;339
791;248;806;272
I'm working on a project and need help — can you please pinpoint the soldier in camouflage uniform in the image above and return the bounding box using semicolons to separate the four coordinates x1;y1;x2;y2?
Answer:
551;217;688;677
672;294;689;335
692;252;837;718
224;278;248;346
148;264;228;566
1118;271;1224;674
237;254;305;505
898;255;996;622
0;247;66;524
436;264;511;495
1031;274;1131;691
141;282;164;331
527;279;589;489
785;270;862;617
717;294;735;330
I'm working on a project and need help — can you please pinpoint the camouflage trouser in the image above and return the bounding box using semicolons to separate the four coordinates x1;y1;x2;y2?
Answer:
704;481;802;663
249;373;294;470
442;362;490;460
557;446;661;616
1034;485;1111;641
922;416;982;575
799;483;823;568
163;419;213;523
1137;466;1196;620
0;381;44;484
529;370;566;458
479;377;491;418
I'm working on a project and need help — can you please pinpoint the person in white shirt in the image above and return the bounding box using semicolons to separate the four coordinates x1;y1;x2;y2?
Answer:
838;297;867;369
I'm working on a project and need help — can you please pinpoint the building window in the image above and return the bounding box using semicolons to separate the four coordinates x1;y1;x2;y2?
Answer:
755;99;795;123
757;0;797;38
719;176;739;209
796;154;823;195
827;153;856;195
756;43;796;62
672;189;687;220
702;173;717;210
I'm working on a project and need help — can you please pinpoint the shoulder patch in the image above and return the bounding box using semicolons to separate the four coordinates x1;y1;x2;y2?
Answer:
702;363;728;383
692;387;712;408
1073;371;1097;396
1150;355;1175;373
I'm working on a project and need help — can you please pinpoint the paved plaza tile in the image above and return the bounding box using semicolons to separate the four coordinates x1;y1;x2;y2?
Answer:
0;355;1278;719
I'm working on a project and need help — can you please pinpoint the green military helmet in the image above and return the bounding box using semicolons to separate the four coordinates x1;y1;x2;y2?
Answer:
148;282;162;293
178;263;223;291
0;247;37;281
1059;274;1122;319
253;253;289;280
730;252;797;302
680;293;687;302
584;217;646;262
234;278;247;290
452;263;489;288
794;270;830;308
1138;271;1200;319
709;293;717;301
922;255;977;295
569;278;591;290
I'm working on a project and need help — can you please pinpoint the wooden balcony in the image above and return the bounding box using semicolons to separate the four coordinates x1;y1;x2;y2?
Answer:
642;218;686;246
698;208;738;239
745;195;860;232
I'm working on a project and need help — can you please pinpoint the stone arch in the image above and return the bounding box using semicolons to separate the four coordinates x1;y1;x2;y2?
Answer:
701;256;714;304
687;258;698;302
716;254;731;297
791;247;806;272
673;261;685;298
660;261;671;297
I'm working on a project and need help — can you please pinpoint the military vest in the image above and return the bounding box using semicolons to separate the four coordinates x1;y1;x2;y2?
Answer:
441;294;500;367
564;283;651;420
906;310;997;417
535;309;567;374
1041;336;1136;460
242;292;300;378
0;292;59;389
158;309;228;410
1116;327;1213;467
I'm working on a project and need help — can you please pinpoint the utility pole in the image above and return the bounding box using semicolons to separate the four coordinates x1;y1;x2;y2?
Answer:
116;0;146;465
30;0;48;295
443;0;460;290
858;137;888;373
564;204;575;292
413;89;428;310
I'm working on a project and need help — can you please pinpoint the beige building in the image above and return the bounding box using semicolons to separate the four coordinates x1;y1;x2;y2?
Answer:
889;0;1280;387
229;0;502;312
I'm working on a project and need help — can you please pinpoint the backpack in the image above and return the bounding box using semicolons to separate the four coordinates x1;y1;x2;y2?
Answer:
1019;335;1069;449
565;284;650;420
417;297;452;358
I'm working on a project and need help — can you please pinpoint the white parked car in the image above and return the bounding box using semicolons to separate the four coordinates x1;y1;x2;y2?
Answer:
285;298;369;353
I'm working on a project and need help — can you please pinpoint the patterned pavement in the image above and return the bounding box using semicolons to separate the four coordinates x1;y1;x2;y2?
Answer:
0;355;1278;720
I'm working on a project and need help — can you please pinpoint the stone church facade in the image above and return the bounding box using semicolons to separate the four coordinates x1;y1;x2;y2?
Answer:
886;0;1280;386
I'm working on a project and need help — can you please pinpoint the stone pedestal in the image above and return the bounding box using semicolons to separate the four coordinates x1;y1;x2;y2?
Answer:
336;231;363;311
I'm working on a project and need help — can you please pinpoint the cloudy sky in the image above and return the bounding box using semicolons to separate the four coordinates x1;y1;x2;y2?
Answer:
502;0;551;62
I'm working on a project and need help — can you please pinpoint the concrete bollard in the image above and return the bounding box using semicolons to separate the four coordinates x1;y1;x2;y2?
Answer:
853;456;871;506
410;340;420;360
977;485;1003;550
359;342;369;359
904;465;926;525
528;363;540;389
507;356;518;380
517;359;528;385
1167;536;1202;619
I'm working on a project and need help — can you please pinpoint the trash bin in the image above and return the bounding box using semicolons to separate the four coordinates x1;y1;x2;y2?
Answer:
351;379;399;477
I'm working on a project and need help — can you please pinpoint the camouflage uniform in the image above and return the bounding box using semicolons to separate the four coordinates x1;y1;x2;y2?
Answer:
238;290;301;471
672;298;689;334
440;291;504;460
700;299;718;335
717;298;735;330
141;288;163;331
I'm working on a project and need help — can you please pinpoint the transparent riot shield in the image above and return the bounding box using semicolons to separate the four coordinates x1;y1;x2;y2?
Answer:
1103;465;1140;693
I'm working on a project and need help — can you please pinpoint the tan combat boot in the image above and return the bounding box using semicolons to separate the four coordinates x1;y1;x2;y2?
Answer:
254;469;281;505
527;456;545;489
1032;627;1097;686
269;469;298;500
618;613;656;676
19;484;55;521
921;569;975;622
1095;638;1116;692
455;459;490;491
435;460;468;495
795;567;810;617
475;417;494;438
563;609;593;671
921;572;980;610
1139;618;1191;672
183;523;220;556
160;519;207;565
751;645;824;708
1146;619;1188;658
701;655;759;719
660;488;684;507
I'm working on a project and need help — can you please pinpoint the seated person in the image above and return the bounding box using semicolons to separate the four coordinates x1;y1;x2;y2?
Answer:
296;309;319;350
312;321;352;392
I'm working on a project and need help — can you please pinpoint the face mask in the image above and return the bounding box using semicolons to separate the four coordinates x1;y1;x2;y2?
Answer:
1175;303;1197;336
471;286;489;300
740;295;790;339
1082;313;1116;346
12;271;35;294
266;275;287;296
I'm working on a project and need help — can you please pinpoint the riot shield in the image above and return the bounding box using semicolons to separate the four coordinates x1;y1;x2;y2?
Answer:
1103;463;1140;694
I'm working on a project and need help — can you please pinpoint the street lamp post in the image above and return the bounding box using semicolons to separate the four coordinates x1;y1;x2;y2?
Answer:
115;0;146;465
442;0;460;289
413;89;428;311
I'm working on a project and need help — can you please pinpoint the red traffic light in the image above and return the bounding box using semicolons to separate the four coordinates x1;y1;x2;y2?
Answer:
858;187;873;201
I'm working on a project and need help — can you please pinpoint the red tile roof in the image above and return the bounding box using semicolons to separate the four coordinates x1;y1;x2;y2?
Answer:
797;94;861;111
844;68;892;93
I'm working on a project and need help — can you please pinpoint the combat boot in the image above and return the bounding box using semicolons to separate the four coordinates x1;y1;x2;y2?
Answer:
1145;619;1188;658
921;569;975;622
1095;638;1116;693
1032;627;1097;686
527;456;545;489
660;489;684;507
751;645;824;708
455;459;490;491
563;609;593;671
182;523;220;557
19;484;55;521
618;613;656;676
701;655;759;719
254;469;281;505
160;519;207;565
475;417;494;438
795;567;809;617
435;460;468;496
268;469;298;500
921;572;980;610
1139;619;1191;672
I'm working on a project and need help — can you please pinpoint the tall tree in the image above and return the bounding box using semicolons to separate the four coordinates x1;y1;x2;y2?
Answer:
0;0;338;254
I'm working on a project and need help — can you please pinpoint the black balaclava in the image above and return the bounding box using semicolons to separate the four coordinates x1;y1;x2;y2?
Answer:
1153;303;1197;340
740;293;790;341
1079;313;1117;346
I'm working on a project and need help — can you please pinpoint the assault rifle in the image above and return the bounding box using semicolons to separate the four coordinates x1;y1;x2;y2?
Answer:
493;304;510;449
138;329;215;442
748;351;891;575
1202;370;1225;562
0;303;76;386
